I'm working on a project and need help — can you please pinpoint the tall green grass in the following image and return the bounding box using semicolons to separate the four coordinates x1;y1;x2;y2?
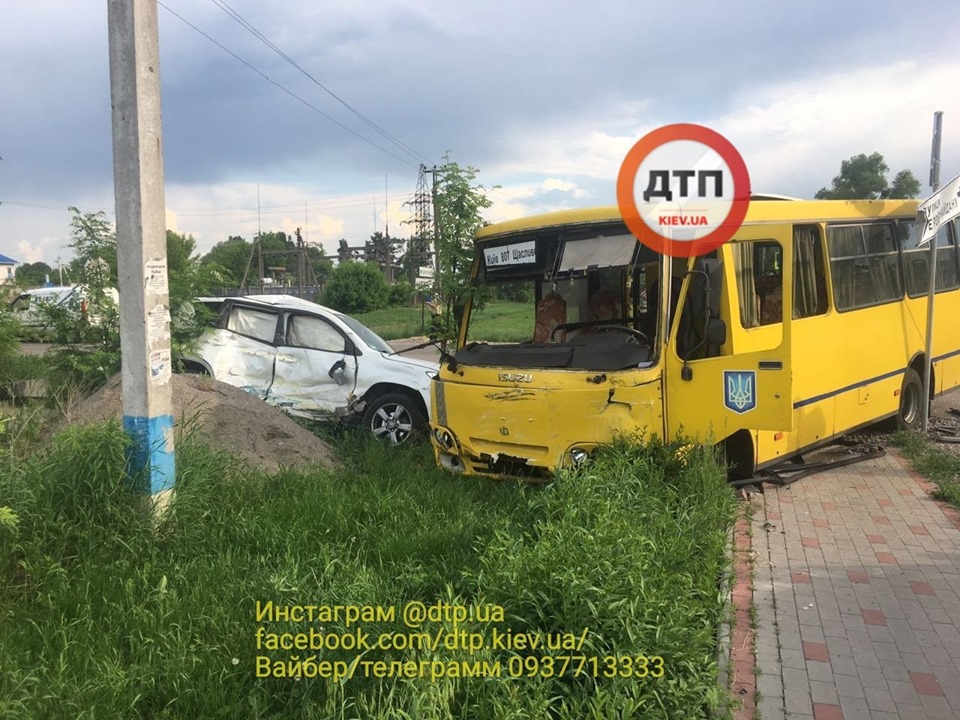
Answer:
463;439;737;718
0;424;736;719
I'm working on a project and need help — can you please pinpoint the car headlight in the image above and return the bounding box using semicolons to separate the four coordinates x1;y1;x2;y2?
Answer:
569;447;590;465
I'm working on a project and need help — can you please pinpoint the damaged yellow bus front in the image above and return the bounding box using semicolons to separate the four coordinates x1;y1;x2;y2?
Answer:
428;202;788;478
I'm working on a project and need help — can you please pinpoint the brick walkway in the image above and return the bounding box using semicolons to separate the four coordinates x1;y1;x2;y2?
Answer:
750;449;960;720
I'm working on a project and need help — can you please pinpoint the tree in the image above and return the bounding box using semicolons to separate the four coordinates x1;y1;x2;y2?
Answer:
337;238;354;264
200;236;251;286
65;207;118;284
166;230;228;343
432;153;495;336
14;261;53;288
815;152;921;200
363;231;403;279
39;208;122;394
166;229;198;276
399;236;431;284
888;169;922;200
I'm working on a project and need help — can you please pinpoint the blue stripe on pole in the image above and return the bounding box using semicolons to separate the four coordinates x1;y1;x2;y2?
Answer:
123;414;176;494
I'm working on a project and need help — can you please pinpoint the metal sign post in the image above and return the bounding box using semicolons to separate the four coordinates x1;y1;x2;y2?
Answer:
920;112;943;433
108;0;176;513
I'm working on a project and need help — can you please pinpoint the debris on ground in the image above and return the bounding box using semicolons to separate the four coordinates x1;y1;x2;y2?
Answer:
60;373;338;474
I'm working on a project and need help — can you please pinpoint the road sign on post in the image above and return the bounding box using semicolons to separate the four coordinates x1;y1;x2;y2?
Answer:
918;162;960;433
918;173;960;246
107;0;176;512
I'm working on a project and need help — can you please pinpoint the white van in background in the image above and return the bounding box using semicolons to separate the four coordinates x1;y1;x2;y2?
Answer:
9;285;119;328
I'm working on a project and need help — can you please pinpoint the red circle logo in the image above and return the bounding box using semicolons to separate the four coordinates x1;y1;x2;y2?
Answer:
616;124;750;258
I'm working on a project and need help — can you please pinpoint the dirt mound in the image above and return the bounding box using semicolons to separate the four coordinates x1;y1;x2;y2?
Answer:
63;373;338;474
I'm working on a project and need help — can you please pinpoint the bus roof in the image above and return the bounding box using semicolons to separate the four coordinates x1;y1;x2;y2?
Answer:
475;199;921;240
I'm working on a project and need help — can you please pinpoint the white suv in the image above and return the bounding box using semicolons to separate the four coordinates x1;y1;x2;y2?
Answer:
184;295;438;444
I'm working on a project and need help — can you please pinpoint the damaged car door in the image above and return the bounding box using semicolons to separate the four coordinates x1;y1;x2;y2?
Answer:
198;302;279;398
266;312;354;418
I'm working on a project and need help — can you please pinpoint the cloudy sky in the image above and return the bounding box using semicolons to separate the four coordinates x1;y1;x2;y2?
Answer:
2;0;958;268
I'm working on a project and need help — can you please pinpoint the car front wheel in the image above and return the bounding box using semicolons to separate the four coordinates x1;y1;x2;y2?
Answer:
362;391;425;445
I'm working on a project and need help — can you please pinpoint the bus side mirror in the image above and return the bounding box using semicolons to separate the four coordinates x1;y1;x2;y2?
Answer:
706;318;726;346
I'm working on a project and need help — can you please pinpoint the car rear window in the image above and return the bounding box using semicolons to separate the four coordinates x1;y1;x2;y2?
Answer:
227;306;278;342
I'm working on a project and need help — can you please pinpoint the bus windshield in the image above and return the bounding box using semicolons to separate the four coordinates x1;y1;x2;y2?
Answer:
458;222;667;371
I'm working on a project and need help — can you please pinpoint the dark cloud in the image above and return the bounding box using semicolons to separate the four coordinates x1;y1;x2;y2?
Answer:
2;0;958;261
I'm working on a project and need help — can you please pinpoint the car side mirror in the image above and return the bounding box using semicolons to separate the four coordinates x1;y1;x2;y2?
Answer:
706;318;726;346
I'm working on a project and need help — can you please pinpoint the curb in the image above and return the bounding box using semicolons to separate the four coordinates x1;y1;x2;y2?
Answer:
713;523;735;719
730;504;757;719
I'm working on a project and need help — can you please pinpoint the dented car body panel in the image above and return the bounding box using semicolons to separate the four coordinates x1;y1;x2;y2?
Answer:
199;328;276;398
188;295;438;433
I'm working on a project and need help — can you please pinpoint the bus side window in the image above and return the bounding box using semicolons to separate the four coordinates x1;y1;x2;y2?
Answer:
828;223;901;311
734;240;782;328
675;253;724;360
793;224;828;318
900;219;960;296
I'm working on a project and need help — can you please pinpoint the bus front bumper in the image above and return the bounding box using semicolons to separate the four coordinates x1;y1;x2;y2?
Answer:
429;422;598;479
428;375;662;479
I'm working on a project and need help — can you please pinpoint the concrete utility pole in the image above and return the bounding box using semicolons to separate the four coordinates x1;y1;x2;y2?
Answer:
108;0;175;512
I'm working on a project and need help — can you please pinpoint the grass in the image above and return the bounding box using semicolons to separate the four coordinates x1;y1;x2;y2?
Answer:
355;302;533;343
465;302;534;343
0;420;737;719
892;430;960;506
352;305;432;340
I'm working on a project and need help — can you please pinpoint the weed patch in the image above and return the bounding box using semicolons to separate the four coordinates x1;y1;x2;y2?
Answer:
893;430;960;506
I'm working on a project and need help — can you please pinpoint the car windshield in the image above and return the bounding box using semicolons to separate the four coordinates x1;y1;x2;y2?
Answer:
335;312;394;353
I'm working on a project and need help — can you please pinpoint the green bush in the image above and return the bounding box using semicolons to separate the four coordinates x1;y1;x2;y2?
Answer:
388;280;414;307
322;261;389;314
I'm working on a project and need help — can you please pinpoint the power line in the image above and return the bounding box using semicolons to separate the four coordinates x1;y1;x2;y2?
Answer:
0;200;75;211
170;192;416;217
172;201;405;217
156;1;418;168
3;185;561;220
2;187;417;218
209;0;430;167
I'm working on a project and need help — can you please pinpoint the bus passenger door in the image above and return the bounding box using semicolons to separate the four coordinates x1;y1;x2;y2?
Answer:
664;226;794;443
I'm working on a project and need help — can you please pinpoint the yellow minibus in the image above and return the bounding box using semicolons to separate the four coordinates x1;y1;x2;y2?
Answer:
429;199;959;479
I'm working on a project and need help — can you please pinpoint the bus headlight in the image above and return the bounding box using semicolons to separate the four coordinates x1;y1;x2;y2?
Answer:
433;427;455;451
569;447;590;465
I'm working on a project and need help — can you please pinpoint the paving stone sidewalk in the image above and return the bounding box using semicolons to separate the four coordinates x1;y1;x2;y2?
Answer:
750;449;960;720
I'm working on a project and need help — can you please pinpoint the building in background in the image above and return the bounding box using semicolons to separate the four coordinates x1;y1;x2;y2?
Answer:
0;254;17;284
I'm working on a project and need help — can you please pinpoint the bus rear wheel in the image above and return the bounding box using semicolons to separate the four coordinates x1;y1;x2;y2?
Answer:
897;368;923;431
